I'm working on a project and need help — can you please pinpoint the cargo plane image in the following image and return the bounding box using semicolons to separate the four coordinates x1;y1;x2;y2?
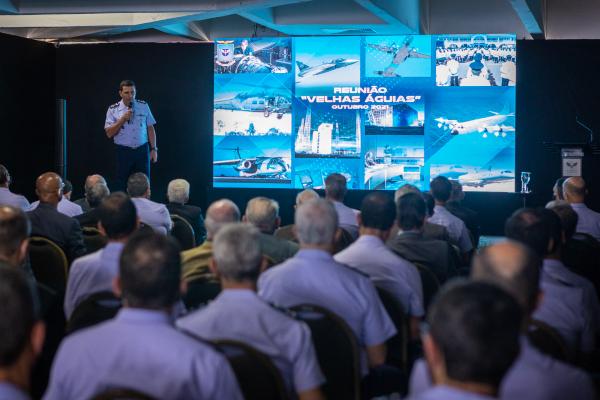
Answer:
214;148;290;179
435;112;515;138
367;36;430;77
295;58;359;80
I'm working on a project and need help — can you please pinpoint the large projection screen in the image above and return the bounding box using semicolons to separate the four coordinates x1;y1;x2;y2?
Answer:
213;34;516;192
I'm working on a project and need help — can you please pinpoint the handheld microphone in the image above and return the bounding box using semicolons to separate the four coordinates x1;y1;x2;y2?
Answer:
128;102;133;124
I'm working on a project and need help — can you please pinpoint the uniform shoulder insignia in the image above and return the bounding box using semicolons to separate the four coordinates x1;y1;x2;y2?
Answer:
135;99;147;104
267;302;297;318
109;102;119;109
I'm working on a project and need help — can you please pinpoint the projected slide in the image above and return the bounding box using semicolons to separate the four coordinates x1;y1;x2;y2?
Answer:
213;34;517;192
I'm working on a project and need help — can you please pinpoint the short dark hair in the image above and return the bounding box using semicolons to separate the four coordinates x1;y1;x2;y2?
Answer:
98;193;137;240
0;206;31;258
428;281;521;388
430;176;452;202
0;165;9;185
325;173;347;201
63;179;73;194
120;232;181;309
360;192;396;231
397;192;426;231
127;173;149;198
505;208;551;258
119;80;135;91
553;177;567;200
0;267;40;367
421;192;435;217
549;204;578;240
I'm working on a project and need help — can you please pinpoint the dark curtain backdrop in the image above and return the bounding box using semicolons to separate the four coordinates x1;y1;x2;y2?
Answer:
3;37;600;235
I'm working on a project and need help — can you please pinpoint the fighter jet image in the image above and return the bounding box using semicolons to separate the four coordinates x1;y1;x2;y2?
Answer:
295;58;359;80
435;112;515;138
367;36;430;77
214;90;291;118
459;168;515;187
214;147;290;179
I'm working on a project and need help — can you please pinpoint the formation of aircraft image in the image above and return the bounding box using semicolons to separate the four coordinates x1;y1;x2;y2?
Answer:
214;90;291;118
295;58;359;80
367;36;430;77
214;147;290;179
435;112;515;138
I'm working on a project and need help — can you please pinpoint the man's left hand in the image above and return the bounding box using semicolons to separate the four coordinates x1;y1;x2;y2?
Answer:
151;149;158;163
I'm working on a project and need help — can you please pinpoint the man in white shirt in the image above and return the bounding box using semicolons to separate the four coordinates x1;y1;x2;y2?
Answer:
324;173;359;239
563;176;600;240
127;173;171;234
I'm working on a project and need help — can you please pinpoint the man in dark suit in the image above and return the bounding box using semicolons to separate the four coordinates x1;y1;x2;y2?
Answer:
74;182;110;228
27;172;86;263
165;179;206;245
74;174;107;213
388;192;459;284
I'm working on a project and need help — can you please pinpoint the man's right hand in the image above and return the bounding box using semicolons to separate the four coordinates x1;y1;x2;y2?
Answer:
121;109;133;123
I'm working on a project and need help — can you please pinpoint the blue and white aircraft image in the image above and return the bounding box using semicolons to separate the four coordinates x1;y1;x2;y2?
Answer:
214;148;290;179
295;58;359;80
367;36;430;77
435;111;515;138
459;168;515;187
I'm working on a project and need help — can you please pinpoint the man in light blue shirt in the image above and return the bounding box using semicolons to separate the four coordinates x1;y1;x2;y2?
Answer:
104;80;157;190
0;165;30;211
563;176;600;240
428;176;473;257
45;233;243;400
410;241;595;400
324;173;359;239
178;223;325;400
335;192;424;338
30;180;83;217
258;198;397;377
408;282;522;400
64;193;138;319
127;172;171;234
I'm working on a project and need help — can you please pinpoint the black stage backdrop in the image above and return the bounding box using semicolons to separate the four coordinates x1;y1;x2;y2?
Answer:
3;37;600;235
0;33;56;199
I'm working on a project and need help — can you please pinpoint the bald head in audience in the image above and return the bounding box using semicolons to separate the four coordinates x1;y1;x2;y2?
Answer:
394;183;419;203
0;206;30;267
472;241;542;316
35;172;63;207
296;189;319;207
84;175;106;192
205;199;240;241
244;197;280;234
563;177;586;204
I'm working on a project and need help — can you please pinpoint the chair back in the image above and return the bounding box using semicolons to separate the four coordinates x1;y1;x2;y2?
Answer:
29;236;68;293
90;388;155;400
290;304;361;400
170;214;196;250
376;287;409;370
212;339;290;400
528;319;570;362
414;263;440;310
82;227;108;254
332;227;355;254
66;291;121;335
182;278;221;310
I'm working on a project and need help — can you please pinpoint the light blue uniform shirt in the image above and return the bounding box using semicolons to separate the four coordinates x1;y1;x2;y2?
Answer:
258;248;397;375
131;197;172;234
409;337;594;400
0;187;30;211
31;197;83;217
0;382;29;400
177;289;325;394
408;385;496;400
571;203;600;240
334;235;424;317
44;308;243;400
331;200;360;239
64;242;124;319
105;99;156;148
429;205;473;253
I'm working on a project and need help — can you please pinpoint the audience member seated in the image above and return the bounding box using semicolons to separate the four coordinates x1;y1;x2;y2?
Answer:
181;199;239;282
446;180;480;247
74;182;110;228
177;223;325;400
388;193;458;283
27;173;86;263
166;179;206;245
563;177;600;241
31;180;83;218
408;282;522;400
74;174;107;212
64;193;138;319
393;184;450;242
325;173;359;239
127;172;171;234
505;208;598;355
335;192;424;339
0;164;30;210
258;198;397;381
428;176;473;259
275;189;319;242
410;241;595;400
0;267;46;400
243;197;298;264
44;233;243;400
552;177;567;201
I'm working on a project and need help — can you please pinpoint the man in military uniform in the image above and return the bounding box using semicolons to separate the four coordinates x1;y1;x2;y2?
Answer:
104;80;157;190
